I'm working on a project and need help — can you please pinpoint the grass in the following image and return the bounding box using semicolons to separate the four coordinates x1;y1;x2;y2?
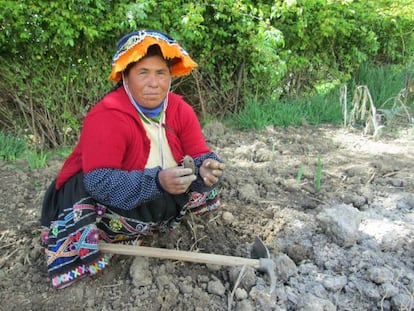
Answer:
0;131;48;169
224;62;412;131
0;131;27;161
52;146;73;159
343;62;414;138
1;62;412;169
351;62;410;109
26;149;48;170
225;90;344;130
296;165;304;184
0;130;72;169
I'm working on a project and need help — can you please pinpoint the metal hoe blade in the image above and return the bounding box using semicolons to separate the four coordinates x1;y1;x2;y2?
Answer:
251;236;270;259
250;236;276;294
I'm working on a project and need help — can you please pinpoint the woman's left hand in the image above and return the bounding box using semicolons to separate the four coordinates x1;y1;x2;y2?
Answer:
199;159;225;187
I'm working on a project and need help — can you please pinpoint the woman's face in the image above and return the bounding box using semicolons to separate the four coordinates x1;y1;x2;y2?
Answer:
124;55;171;108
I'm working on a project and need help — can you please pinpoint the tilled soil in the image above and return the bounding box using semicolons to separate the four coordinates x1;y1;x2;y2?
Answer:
0;124;413;311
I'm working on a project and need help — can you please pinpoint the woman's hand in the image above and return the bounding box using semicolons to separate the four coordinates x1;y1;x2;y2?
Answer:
199;159;225;187
158;167;196;194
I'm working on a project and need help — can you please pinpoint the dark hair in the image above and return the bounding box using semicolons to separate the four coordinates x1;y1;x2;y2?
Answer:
109;45;172;92
123;44;172;78
145;44;164;58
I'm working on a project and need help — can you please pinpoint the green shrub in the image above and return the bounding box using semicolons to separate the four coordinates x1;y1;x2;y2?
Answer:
370;0;414;64
271;0;380;96
0;0;413;148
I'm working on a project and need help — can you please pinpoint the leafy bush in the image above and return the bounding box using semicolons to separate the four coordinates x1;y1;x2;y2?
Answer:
0;0;413;148
270;0;380;96
122;0;286;114
370;0;414;64
0;0;122;147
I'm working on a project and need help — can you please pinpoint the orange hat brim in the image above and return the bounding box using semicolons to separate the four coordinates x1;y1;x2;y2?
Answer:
109;34;197;82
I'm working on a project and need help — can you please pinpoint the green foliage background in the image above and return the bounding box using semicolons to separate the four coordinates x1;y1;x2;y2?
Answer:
0;0;413;148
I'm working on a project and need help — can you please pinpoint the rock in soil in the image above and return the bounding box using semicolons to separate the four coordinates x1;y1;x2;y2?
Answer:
0;125;413;310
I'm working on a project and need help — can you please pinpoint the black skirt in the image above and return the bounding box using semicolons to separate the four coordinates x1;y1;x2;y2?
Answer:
40;172;220;288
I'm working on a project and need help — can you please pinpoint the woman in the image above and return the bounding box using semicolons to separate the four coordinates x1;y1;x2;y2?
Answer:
40;30;225;289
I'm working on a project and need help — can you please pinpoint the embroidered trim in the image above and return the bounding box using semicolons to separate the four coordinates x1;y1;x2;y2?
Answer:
43;188;221;288
51;253;112;289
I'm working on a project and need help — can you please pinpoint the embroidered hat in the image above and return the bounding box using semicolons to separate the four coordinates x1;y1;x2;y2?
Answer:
109;30;197;82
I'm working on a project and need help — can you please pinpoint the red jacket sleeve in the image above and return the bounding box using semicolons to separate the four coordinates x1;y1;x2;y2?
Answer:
165;94;211;161
80;109;132;173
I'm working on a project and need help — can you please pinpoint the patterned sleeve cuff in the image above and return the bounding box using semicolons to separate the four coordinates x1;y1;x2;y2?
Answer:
155;170;165;192
84;167;164;210
190;152;223;192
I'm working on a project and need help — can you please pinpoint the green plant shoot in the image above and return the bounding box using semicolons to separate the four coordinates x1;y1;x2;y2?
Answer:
26;149;48;170
296;165;304;184
315;155;323;192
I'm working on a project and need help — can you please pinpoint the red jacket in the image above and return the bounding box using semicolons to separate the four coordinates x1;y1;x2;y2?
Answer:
56;87;211;189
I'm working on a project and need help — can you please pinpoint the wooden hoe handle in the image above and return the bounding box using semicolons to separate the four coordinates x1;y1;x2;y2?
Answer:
99;243;261;269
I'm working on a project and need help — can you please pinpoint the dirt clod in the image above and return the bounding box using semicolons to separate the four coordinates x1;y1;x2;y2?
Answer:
0;125;413;310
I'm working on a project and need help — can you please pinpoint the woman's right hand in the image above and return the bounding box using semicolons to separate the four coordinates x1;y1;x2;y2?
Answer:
157;167;196;194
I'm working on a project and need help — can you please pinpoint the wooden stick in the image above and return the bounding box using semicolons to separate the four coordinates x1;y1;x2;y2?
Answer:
99;243;260;269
